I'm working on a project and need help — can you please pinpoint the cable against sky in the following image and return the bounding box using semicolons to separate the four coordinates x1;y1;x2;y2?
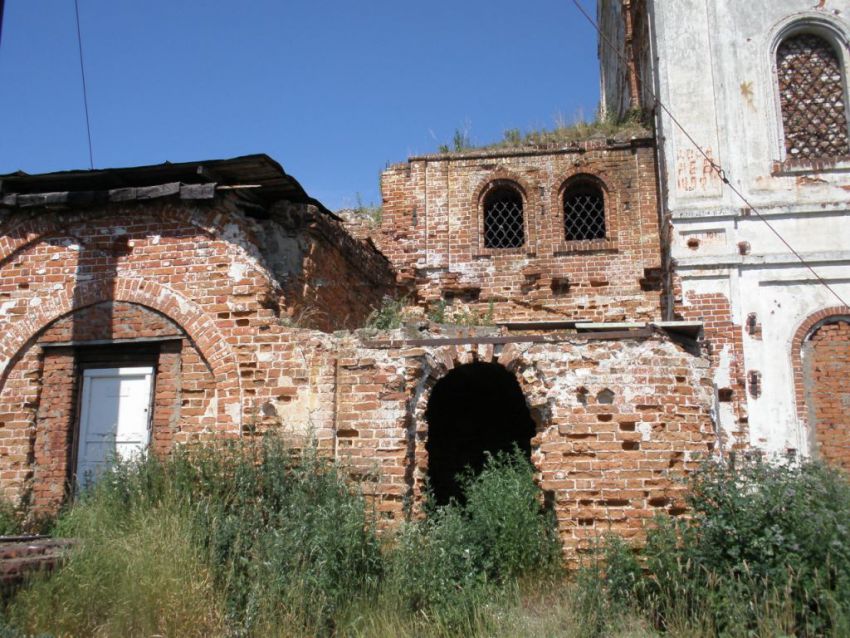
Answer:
570;0;849;310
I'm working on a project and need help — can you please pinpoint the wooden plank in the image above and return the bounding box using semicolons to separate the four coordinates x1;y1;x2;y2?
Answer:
135;182;181;200
362;328;654;349
180;182;216;199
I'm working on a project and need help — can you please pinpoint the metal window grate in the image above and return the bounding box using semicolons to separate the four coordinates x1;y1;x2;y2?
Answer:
777;34;850;160
483;187;525;248
564;186;606;241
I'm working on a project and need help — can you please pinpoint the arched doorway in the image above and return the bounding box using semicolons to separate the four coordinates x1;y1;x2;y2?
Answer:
424;361;535;504
801;317;850;468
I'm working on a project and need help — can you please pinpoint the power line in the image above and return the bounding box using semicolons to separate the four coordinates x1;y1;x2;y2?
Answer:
73;0;94;169
571;0;849;309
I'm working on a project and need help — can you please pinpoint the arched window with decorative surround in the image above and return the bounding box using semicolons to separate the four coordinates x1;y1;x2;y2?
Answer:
482;184;525;249
776;31;850;160
563;179;606;241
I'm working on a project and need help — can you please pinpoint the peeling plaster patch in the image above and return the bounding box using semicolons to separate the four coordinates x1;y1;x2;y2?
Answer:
714;345;732;388
151;235;161;245
204;396;218;418
28;297;42;308
257;351;274;363
225;402;241;425
229;261;249;283
638;421;652;441
174;295;192;316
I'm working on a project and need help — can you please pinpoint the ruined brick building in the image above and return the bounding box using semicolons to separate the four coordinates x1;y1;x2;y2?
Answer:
0;0;847;559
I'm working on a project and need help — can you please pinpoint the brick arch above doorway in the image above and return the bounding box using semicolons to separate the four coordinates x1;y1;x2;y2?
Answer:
0;276;243;431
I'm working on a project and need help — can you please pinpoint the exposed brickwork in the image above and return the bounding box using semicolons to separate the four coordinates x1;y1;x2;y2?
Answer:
0;163;720;562
0;194;394;509
38;302;182;343
31;350;75;508
803;320;850;468
376;141;664;323
791;308;850;468
791;308;850;412
267;202;396;330
329;332;714;562
674;283;748;449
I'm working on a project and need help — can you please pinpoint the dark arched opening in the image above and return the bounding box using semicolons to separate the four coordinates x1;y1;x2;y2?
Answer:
425;361;535;505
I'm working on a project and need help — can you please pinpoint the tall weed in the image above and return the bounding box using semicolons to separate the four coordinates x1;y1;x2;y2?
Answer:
578;457;850;636
381;450;560;633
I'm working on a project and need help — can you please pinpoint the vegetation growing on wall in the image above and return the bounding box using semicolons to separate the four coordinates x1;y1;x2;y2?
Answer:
435;110;651;155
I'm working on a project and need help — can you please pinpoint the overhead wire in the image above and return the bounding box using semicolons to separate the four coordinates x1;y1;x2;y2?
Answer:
570;0;849;309
73;0;94;169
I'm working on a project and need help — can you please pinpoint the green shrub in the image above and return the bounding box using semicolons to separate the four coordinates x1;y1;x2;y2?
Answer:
0;500;22;536
578;457;850;636
194;440;383;634
365;295;409;330
459;450;561;580
382;449;561;632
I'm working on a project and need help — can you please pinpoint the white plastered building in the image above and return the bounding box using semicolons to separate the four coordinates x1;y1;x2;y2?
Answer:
600;0;850;458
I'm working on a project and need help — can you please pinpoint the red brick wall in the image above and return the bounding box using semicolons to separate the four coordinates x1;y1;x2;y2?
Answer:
2;301;217;511
0;196;393;509
38;302;183;343
802;319;850;468
0;191;719;561
31;349;75;508
675;288;748;449
330;332;714;562
377;140;664;322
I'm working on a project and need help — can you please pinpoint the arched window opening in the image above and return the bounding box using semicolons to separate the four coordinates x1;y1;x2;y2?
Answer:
425;362;535;505
563;181;606;241
483;185;525;249
777;33;850;160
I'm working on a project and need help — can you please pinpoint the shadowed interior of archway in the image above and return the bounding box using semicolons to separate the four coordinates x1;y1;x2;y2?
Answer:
424;361;536;505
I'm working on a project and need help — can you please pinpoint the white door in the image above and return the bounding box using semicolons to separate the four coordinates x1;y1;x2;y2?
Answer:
76;367;154;486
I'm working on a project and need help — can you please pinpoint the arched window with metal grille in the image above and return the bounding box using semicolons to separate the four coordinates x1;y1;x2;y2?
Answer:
563;181;606;241
483;185;525;249
777;32;850;160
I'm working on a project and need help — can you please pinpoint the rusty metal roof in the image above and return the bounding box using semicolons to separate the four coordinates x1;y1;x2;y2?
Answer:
0;153;333;217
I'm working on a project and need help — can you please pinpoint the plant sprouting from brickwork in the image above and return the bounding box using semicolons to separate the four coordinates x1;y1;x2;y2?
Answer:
355;192;383;227
435;109;651;154
427;299;495;327
438;125;474;153
365;295;410;330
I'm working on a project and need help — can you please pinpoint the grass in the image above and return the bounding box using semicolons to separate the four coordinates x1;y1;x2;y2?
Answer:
354;192;383;226
435;110;651;154
2;445;849;637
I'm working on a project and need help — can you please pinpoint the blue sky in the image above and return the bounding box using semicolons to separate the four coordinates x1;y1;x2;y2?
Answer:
0;1;600;210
